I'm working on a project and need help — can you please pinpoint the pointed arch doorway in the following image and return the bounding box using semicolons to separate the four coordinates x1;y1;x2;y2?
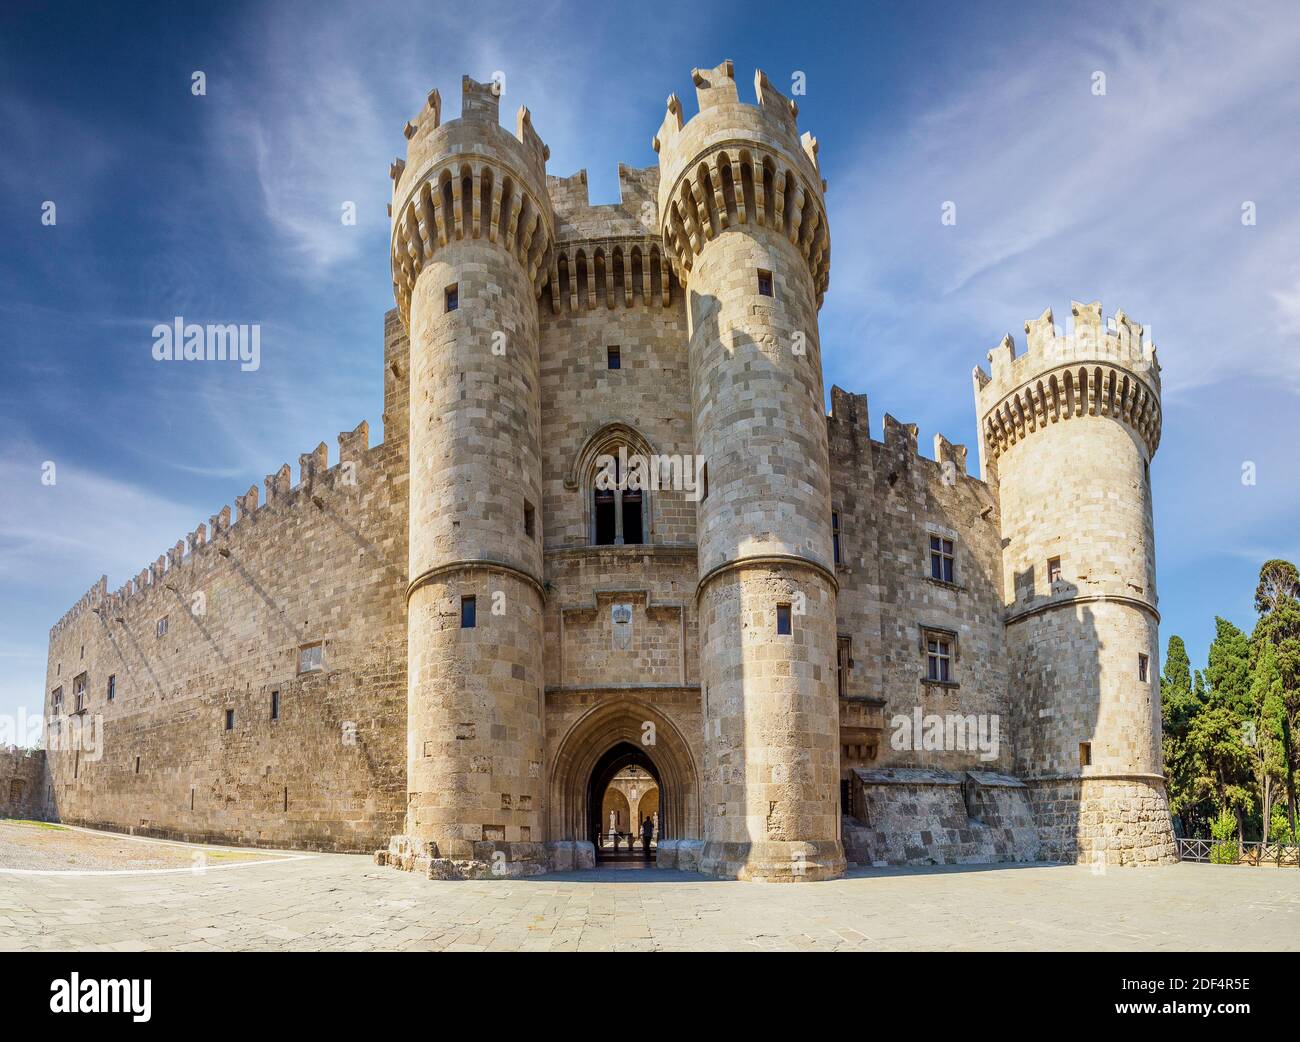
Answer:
548;697;700;868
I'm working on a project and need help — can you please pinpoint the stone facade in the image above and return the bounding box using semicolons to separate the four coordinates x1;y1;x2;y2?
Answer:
0;747;50;820
35;61;1176;879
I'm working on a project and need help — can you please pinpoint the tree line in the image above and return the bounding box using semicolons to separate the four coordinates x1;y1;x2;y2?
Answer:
1162;560;1300;844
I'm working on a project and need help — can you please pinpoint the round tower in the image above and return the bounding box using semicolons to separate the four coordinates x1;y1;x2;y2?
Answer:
390;77;554;876
974;300;1177;865
655;62;843;881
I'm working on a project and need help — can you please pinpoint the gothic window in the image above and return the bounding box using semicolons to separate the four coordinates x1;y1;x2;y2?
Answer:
73;673;87;713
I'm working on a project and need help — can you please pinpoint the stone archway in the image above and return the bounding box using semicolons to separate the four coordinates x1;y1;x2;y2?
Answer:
547;697;700;845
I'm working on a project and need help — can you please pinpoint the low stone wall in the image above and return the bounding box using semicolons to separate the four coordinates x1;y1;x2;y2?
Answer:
1027;775;1177;866
0;746;50;820
843;767;1039;866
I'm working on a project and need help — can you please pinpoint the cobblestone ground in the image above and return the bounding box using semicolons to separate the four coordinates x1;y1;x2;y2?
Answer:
1;837;1297;951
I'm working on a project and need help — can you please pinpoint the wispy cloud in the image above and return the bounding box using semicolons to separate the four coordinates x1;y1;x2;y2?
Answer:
822;0;1300;403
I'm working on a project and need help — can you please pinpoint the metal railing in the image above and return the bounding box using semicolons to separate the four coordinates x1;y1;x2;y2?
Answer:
1177;837;1300;866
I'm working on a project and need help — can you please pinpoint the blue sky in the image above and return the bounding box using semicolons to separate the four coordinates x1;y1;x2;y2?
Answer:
2;0;1298;732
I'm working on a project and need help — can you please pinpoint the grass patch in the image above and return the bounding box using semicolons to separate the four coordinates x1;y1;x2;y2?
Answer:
1;819;67;830
204;850;268;863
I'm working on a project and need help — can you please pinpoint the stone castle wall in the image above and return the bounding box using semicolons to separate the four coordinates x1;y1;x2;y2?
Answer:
39;321;411;853
0;747;50;820
828;390;1011;778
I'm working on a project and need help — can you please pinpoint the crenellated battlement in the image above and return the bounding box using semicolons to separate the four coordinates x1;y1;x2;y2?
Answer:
972;300;1162;467
390;75;556;325
653;61;829;303
50;420;377;635
827;386;984;493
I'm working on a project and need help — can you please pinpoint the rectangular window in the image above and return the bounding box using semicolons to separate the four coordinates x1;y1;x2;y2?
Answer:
1138;653;1149;683
73;673;87;713
832;510;842;565
106;674;115;702
701;463;708;502
1079;742;1092;767
270;690;280;721
156;616;168;637
51;687;63;713
929;536;955;583
607;345;621;369
298;643;323;674
757;269;774;297
461;595;477;629
224;708;235;731
837;636;852;697
776;603;792;636
926;637;952;683
524;500;536;538
1047;557;1062;585
135;756;141;774
445;284;458;311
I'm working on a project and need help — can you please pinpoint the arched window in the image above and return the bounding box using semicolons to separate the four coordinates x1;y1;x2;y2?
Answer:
569;423;655;547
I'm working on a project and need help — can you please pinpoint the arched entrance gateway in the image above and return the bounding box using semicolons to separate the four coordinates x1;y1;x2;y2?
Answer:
548;698;700;867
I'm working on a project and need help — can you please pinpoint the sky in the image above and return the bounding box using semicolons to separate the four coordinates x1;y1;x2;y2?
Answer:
2;0;1298;734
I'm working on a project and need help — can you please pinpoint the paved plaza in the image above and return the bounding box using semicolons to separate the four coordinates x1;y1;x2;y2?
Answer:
0;824;1296;951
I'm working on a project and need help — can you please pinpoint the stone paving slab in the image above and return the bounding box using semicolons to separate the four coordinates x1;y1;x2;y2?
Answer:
1;844;1297;951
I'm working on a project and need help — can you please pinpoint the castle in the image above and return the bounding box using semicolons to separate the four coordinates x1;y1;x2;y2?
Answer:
16;62;1178;881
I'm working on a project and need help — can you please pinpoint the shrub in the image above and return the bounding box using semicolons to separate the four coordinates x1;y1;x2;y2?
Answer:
1209;809;1240;864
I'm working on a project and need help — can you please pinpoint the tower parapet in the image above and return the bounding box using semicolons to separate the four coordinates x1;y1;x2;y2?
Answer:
973;301;1161;479
390;77;554;325
654;62;829;306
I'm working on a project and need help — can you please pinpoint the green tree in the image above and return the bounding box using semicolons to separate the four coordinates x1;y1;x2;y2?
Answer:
1252;561;1300;844
1248;640;1289;841
1186;704;1254;840
1161;635;1207;835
